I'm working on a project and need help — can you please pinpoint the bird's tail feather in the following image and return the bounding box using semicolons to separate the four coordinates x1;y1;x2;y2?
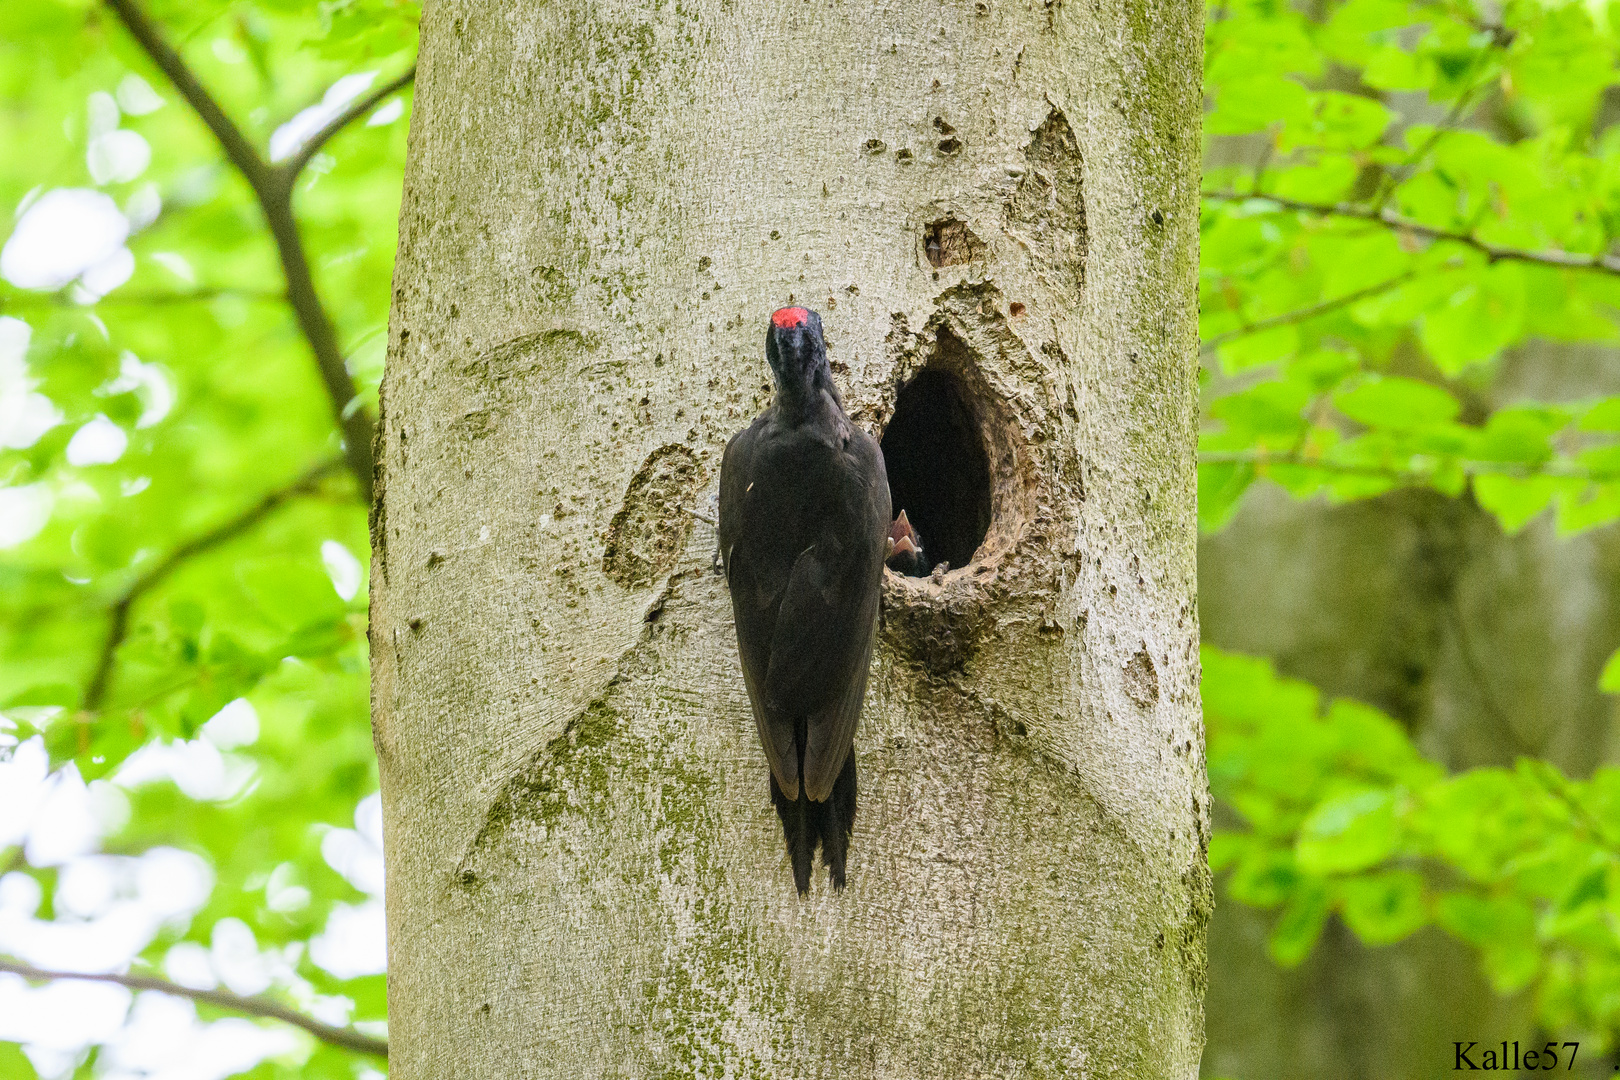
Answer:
815;752;857;889
770;743;857;894
770;771;814;894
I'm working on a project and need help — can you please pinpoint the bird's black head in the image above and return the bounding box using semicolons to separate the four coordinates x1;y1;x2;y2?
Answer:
765;307;829;387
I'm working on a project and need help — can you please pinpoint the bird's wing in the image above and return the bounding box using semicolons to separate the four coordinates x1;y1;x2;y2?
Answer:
725;551;801;797
800;602;876;801
719;423;801;798
717;427;749;577
765;435;890;801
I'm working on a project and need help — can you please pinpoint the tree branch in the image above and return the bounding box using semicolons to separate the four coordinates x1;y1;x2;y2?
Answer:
0;958;387;1058
82;457;346;710
1200;272;1416;355
100;0;380;504
99;0;271;191
280;65;416;179
0;289;286;311
253;196;377;504
1202;191;1620;276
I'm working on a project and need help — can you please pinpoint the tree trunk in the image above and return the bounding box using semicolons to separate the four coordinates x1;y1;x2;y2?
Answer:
371;0;1207;1075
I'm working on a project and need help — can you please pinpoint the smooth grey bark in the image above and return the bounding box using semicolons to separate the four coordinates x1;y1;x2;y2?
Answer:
372;0;1206;1075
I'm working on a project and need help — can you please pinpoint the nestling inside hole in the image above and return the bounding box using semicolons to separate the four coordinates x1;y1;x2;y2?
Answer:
880;367;992;576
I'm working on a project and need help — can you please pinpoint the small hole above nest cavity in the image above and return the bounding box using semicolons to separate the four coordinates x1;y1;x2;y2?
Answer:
924;218;985;268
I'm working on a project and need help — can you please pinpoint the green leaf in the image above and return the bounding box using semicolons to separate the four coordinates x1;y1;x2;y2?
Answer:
1580;397;1620;432
1361;45;1427;90
1296;90;1395;150
1473;474;1561;534
1198;461;1256;533
237;556;349;629
1286;349;1360;393
1556;481;1620;534
1208;379;1313;440
1208;831;1249;872
1434;892;1540;992
1297;787;1400;873
1418;263;1527;373
1334;375;1460;431
4;682;77;707
1269;880;1332;966
1215;323;1300;373
1600;648;1620;694
1475;405;1570;465
1208;75;1313;136
0;1042;39;1080
1445;893;1529;952
1228;845;1299;909
1558;863;1608;914
1337;870;1429;944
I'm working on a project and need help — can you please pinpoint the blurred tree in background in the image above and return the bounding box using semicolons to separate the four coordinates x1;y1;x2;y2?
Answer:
3;0;1620;1075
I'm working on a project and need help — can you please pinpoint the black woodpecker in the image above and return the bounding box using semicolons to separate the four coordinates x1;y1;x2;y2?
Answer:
719;307;891;894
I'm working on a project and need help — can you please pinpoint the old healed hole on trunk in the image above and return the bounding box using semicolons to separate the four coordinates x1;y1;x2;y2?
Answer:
881;361;991;576
924;217;985;268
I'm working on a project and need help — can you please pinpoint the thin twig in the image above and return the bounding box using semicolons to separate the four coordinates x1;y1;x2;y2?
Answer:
1201;272;1416;354
1201;191;1620;276
281;65;416;179
1534;768;1620;849
1367;76;1489;214
100;0;382;503
1199;451;1422;482
1365;30;1505;216
1409;0;1515;46
0;959;387;1058
1442;589;1533;757
82;457;346;710
1199;448;1620;482
253;198;376;503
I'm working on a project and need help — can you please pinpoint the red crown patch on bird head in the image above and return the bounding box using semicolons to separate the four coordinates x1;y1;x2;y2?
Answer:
771;306;810;330
764;306;828;387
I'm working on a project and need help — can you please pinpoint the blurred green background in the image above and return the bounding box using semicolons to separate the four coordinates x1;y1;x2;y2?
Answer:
4;0;1620;1076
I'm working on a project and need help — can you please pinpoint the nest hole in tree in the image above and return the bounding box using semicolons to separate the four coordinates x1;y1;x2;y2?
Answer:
880;364;993;576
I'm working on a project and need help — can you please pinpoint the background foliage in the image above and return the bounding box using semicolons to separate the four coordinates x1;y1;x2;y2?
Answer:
1;0;411;1075
2;0;1619;1074
1202;0;1620;1063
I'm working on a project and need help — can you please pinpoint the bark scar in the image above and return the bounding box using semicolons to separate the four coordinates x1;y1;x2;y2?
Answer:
452;565;705;881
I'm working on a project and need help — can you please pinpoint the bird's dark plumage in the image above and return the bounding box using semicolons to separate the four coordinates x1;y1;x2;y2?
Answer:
719;307;890;894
